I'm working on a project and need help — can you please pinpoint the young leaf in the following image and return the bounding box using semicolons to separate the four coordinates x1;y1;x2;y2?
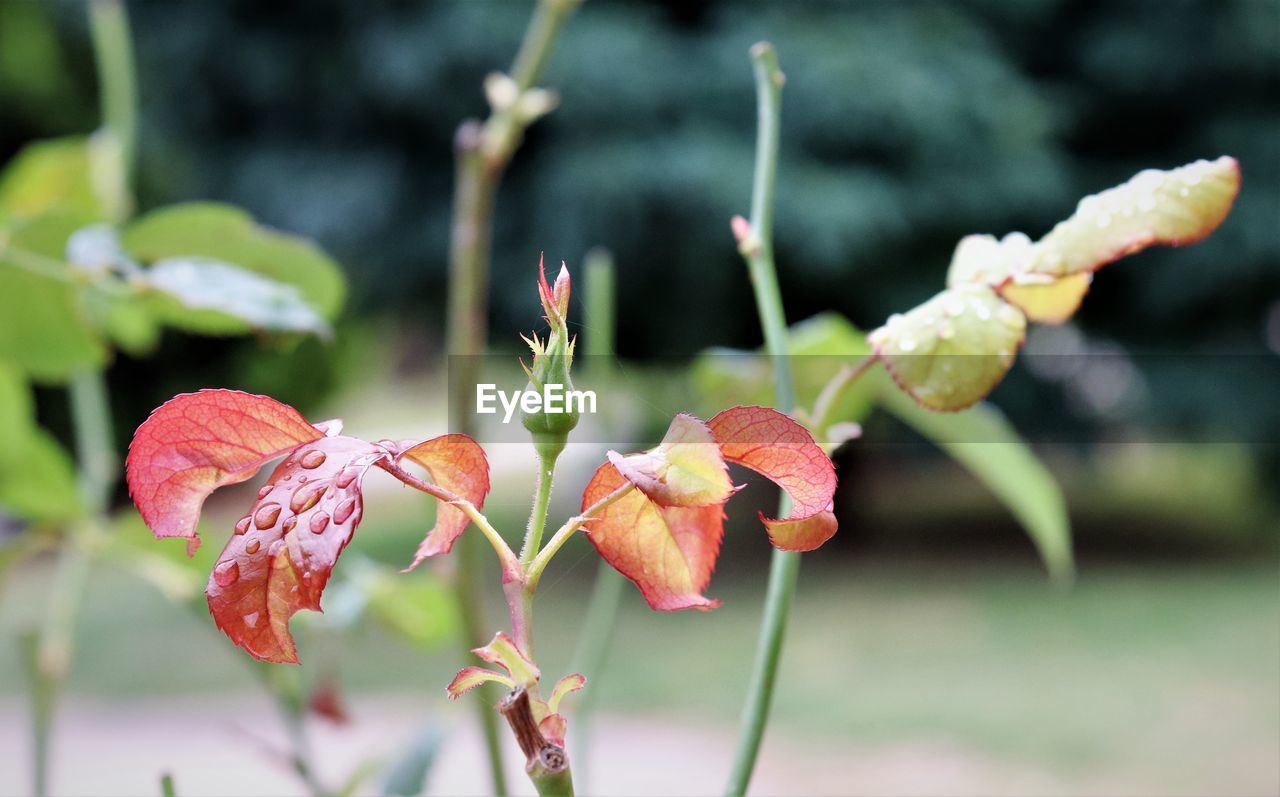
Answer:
707;405;839;551
125;389;325;550
144;257;332;337
581;462;724;612
446;666;515;699
123;202;346;327
0;211;108;381
547;673;586;714
207;434;391;663
868;285;1026;412
398;434;491;566
997;272;1092;325
878;386;1073;583
473;631;540;687
606;413;733;507
1025;157;1240;279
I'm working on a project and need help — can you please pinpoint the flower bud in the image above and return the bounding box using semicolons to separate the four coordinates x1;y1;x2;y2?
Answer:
522;256;579;460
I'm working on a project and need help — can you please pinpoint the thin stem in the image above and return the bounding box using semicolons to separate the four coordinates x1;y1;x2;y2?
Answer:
254;663;330;797
520;454;558;569
568;248;621;789
441;3;579;791
88;0;138;222
525;484;634;592
376;460;520;578
725;43;801;797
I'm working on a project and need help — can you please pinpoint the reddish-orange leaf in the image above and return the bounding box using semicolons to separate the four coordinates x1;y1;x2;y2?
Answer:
398;434;491;567
207;435;390;663
581;463;723;612
126;389;325;553
761;509;839;552
708;406;839;549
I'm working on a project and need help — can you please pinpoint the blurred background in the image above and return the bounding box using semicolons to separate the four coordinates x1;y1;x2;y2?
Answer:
1;1;1277;795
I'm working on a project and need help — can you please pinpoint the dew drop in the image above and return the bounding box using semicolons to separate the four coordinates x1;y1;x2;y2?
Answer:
1184;171;1201;186
257;484;274;499
1096;213;1111;228
887;313;904;326
945;298;965;317
299;449;327;469
974;303;992;322
282;516;297;534
897;336;917;353
298;475;308;484
333;498;357;525
291;483;325;514
1179;187;1190;197
938;324;955;341
253;503;281;530
242;611;260;629
1137;194;1157;212
245;539;261;555
213;560;240;587
234;516;251;536
310;512;330;535
335;470;357;489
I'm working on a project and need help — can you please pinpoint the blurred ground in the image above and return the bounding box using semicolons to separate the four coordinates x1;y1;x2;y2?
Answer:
2;555;1276;796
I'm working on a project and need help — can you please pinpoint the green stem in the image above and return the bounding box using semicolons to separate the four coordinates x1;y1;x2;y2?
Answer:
441;3;579;793
724;43;801;797
513;451;558;656
88;0;138;222
255;663;331;797
568;248;621;789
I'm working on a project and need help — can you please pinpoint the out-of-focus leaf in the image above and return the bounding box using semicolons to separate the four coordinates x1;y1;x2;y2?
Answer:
691;312;876;423
380;725;441;797
878;382;1073;583
144;257;332;337
869;285;1026;412
0;362;79;521
0;137;107;221
364;569;459;650
0;212;108;381
1027;157;1240;279
122;203;345;327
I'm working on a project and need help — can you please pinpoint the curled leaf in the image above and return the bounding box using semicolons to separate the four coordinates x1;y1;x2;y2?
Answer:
207;435;390;663
1027;157;1240;278
998;271;1092;325
398;434;491;565
708;405;839;549
869;285;1026;412
606;413;733;508
581;463;724;612
547;673;586;714
474;631;540;687
447;666;515;700
125;389;325;550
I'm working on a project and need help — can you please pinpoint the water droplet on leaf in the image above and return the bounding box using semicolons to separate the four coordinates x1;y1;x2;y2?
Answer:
334;498;357;525
310;513;330;534
245;539;261;555
234;516;251;535
213;560;240;587
254;503;281;530
299;449;327;469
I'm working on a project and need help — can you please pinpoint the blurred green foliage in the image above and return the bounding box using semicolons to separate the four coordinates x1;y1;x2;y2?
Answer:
1;0;1275;475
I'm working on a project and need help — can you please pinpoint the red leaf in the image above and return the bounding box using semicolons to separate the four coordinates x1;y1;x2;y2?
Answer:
207;435;390;663
581;463;723;612
761;509;838;552
398;434;491;566
126;389;325;552
708;406;839;550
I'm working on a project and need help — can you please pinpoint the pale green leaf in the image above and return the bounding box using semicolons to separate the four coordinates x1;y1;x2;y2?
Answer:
0;136;108;221
1025;156;1240;278
0;362;80;521
878;383;1073;583
0;212;108;382
869;285;1026;411
144;257;332;337
123;203;345;327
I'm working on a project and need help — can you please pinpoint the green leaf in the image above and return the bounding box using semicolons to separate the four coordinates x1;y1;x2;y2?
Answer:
692;313;876;424
869;285;1026;412
0;212;109;381
0;136;109;221
144;257;332;337
123;203;345;332
0;362;80;522
877;383;1073;583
